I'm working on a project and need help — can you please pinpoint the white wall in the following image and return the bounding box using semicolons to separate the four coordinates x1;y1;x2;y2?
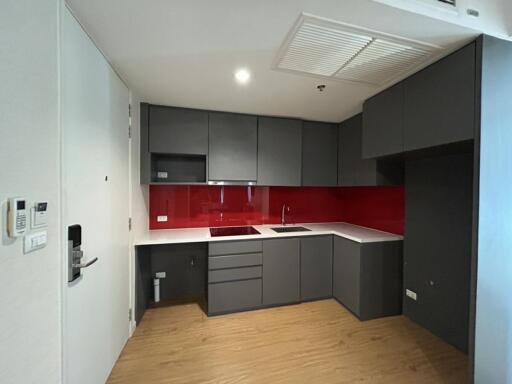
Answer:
0;1;62;383
474;35;512;384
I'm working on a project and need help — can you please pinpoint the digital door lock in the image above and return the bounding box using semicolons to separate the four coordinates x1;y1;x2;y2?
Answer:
68;225;98;283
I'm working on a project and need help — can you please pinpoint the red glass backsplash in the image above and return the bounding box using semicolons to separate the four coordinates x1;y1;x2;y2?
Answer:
149;185;404;234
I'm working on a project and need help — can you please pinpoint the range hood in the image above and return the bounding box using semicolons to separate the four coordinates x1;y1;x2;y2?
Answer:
208;181;257;186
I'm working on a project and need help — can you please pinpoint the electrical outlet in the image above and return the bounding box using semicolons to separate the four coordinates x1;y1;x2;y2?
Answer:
157;171;168;179
157;215;168;222
155;272;166;279
406;289;417;301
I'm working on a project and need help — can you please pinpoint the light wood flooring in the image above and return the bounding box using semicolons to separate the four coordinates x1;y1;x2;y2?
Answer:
108;299;468;384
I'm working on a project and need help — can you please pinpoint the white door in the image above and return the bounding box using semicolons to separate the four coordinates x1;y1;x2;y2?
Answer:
61;7;130;384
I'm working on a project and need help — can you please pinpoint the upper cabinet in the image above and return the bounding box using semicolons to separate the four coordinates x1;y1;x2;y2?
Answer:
257;117;302;186
340;114;375;186
208;112;258;182
362;83;404;159
361;42;476;159
148;106;208;155
143;42;477;185
141;104;208;184
302;121;338;186
339;114;403;186
403;43;475;152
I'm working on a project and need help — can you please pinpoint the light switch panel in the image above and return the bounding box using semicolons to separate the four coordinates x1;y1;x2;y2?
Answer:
24;230;48;254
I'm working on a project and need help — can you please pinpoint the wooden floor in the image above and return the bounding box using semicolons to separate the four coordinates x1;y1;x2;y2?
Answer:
108;300;468;384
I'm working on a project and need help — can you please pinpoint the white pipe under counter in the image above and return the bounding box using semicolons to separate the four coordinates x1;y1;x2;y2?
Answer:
134;222;403;246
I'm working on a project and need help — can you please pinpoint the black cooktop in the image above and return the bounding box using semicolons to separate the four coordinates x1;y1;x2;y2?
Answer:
210;226;260;237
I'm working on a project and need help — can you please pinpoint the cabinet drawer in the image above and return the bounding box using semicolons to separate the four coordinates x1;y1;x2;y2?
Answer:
208;279;262;314
208;266;262;283
209;240;263;256
209;253;262;270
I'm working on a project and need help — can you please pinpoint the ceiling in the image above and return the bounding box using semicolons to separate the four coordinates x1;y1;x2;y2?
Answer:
66;0;482;122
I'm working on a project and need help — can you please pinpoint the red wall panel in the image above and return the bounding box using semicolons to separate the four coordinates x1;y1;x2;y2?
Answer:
338;187;405;235
149;185;404;234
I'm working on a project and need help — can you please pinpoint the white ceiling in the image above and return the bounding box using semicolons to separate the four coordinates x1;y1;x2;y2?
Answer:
66;0;483;122
373;0;511;40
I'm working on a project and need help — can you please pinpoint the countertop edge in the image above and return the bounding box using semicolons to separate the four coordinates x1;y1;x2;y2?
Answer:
134;223;404;246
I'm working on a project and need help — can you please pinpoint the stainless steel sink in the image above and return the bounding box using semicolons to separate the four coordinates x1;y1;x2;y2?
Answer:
271;226;311;233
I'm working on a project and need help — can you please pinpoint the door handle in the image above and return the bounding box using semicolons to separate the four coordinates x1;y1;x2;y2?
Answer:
73;251;98;268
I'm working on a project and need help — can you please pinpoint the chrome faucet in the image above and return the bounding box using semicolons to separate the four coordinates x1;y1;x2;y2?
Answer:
281;204;290;226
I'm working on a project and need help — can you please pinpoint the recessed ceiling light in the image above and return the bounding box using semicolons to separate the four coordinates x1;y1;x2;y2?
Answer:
234;68;251;84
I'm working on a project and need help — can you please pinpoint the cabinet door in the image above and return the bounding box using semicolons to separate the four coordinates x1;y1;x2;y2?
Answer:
302;121;338;186
339;114;378;186
148;106;208;155
208;279;262;314
362;83;404;159
300;236;332;301
403;43;475;151
263;238;300;306
333;236;360;316
208;112;258;181
257;117;302;186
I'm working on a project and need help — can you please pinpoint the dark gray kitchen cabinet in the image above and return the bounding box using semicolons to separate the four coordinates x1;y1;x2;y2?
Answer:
403;42;475;151
333;236;403;321
302;121;338;186
339;114;403;186
339;114;372;186
263;238;300;306
135;242;209;322
208;279;262;314
140;104;209;184
333;236;361;315
403;153;473;352
148;105;208;155
208;112;258;182
300;236;332;301
257;117;302;186
208;240;263;315
362;83;404;159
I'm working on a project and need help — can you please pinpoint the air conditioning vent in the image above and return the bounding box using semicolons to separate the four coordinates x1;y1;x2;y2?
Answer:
274;14;444;86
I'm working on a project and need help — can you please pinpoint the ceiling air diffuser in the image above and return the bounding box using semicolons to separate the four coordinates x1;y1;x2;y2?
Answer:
274;14;444;86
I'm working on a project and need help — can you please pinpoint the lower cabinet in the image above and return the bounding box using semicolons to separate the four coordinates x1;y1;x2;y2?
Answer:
208;279;262;314
300;236;333;301
263;238;300;306
208;240;263;315
206;236;402;319
333;236;403;320
333;237;361;315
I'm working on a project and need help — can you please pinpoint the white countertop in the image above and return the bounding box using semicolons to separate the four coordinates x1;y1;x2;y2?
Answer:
134;222;403;246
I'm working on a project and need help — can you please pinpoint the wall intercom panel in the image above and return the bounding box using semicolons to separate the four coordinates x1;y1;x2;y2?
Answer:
31;201;48;228
7;197;27;238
